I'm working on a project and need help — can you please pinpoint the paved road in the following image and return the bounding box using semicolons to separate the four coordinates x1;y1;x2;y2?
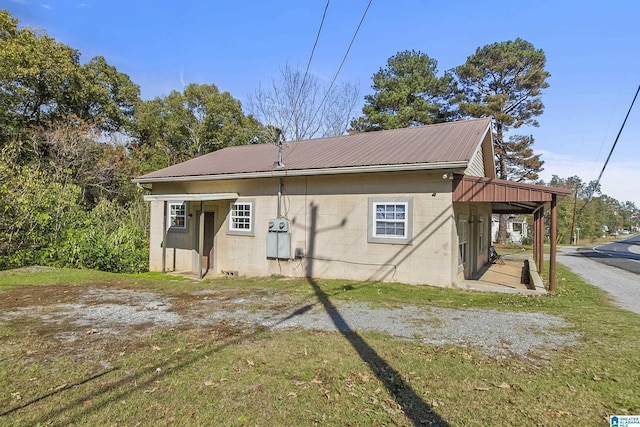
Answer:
558;243;640;315
585;234;640;275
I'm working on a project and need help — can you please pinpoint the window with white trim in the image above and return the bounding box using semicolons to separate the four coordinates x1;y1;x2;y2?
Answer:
458;214;468;266
168;202;187;230
374;203;407;238
367;197;412;244
229;201;253;234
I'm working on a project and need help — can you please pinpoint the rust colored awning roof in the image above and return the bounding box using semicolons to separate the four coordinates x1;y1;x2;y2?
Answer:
453;175;573;213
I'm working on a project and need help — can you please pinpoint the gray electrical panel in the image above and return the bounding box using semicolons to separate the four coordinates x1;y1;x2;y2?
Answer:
266;218;291;259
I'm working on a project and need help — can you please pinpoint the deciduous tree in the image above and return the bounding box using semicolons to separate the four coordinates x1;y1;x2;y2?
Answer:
132;83;267;171
248;63;360;141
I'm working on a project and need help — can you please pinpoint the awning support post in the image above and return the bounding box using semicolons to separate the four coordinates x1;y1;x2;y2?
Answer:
549;194;558;292
198;201;204;280
162;201;167;274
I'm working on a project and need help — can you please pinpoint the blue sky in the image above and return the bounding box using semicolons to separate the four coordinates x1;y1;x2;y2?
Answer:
4;0;640;205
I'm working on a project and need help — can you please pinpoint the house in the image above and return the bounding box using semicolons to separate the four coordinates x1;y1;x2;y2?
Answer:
491;214;529;244
133;118;571;289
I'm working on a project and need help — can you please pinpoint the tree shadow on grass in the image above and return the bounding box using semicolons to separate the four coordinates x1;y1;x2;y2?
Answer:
305;202;448;426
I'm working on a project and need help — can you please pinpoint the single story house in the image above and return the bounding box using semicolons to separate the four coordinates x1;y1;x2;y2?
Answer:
133;118;571;289
492;214;529;244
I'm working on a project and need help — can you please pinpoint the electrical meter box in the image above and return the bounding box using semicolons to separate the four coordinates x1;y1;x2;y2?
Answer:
267;219;291;259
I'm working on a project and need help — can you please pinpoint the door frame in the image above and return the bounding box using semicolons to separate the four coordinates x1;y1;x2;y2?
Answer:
195;205;217;279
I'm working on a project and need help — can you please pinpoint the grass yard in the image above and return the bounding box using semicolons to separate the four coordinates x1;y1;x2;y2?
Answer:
0;265;638;426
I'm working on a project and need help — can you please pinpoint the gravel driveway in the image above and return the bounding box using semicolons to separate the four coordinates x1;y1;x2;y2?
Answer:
0;282;579;361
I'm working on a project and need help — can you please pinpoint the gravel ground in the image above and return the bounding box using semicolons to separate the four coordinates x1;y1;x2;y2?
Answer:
0;286;579;360
558;246;640;315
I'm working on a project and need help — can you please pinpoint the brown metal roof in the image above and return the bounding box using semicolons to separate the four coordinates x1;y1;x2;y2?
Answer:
135;118;492;182
453;174;573;213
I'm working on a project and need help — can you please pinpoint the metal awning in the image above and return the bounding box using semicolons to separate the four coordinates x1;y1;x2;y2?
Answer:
143;193;239;202
452;174;573;293
452;175;572;208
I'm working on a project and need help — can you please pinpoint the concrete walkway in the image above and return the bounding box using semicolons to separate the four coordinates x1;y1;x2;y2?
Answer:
558;246;640;315
455;255;546;295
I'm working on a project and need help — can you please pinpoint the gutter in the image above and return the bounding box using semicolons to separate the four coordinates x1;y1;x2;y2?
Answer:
132;161;469;184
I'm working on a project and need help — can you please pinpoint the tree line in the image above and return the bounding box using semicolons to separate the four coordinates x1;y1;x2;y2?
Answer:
0;9;635;271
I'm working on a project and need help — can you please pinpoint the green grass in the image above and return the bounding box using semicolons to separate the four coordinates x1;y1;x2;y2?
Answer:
0;266;638;426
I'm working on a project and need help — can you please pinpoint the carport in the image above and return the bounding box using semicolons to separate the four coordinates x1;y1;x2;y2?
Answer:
453;175;573;291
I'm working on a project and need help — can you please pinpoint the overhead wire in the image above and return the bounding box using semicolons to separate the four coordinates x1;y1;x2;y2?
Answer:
281;0;331;141
283;0;373;162
574;83;640;221
307;0;373;133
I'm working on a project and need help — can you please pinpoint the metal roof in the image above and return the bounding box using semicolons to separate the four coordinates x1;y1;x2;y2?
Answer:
134;118;493;183
453;174;573;213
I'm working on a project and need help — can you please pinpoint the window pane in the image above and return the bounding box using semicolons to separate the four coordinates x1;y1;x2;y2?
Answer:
230;202;252;231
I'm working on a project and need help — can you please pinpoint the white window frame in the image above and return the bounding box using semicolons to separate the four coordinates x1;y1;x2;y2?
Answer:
228;200;254;236
367;197;412;244
168;202;187;230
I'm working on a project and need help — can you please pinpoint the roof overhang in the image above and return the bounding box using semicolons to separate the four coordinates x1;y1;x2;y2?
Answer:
143;193;239;202
133;161;469;184
453;175;573;214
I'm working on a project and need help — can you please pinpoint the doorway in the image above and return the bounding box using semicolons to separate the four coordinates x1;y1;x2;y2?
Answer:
202;212;215;273
470;209;478;276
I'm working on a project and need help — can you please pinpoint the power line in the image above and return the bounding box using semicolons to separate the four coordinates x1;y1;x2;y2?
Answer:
282;0;331;142
574;83;640;223
283;0;373;162
307;0;373;131
594;83;640;187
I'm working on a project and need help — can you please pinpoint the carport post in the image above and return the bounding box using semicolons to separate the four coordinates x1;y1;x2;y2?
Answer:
549;194;558;292
198;201;204;280
162;201;167;274
538;206;544;277
533;209;539;270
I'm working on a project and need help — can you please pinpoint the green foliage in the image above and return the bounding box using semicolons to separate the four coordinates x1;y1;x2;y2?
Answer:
547;175;638;243
0;11;140;140
454;38;550;131
49;199;149;273
503;134;544;182
454;38;550;182
131;83;267;169
351;50;454;131
0;161;82;269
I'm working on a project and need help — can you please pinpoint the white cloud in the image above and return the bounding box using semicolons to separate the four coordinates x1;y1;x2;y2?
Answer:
41;4;51;9
538;150;640;205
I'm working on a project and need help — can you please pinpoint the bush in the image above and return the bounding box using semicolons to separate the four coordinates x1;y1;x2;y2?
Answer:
50;199;149;273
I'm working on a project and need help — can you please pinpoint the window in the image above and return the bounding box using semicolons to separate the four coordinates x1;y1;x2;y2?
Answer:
458;215;468;266
168;202;187;230
374;203;407;238
368;198;412;244
228;200;254;236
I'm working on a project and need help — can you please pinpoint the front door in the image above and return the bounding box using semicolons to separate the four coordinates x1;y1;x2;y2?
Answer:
202;212;215;272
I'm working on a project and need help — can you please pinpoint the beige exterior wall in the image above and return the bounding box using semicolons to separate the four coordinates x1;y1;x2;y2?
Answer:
148;170;467;287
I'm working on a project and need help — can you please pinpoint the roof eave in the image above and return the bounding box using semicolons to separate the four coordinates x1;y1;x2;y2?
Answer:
133;161;470;184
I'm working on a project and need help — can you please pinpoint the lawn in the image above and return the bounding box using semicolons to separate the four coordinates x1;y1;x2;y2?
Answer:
0;265;638;426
